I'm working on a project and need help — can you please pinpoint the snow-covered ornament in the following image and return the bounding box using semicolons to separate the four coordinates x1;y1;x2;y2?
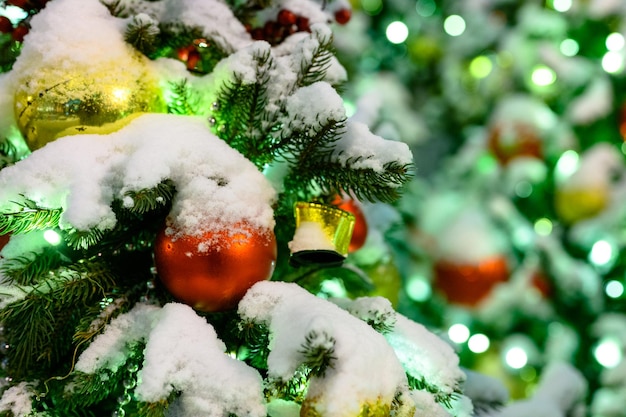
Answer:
289;201;355;267
554;143;625;224
486;96;559;165
154;222;277;312
11;0;166;151
428;205;511;307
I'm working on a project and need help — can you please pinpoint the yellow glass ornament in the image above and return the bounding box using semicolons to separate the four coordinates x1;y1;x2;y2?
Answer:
554;187;607;224
14;53;166;151
301;396;415;417
361;256;402;308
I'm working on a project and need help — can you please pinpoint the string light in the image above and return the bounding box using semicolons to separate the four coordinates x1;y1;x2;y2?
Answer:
531;65;556;86
468;334;490;353
602;51;624;73
606;33;625;51
469;56;493;79
448;323;470;344
533;218;553;236
560;39;579;56
554;150;579;183
589;240;614;267
605;280;624;298
443;15;465;37
43;230;62;246
386;21;409;44
552;0;572;12
504;346;528;369
594;338;622;368
406;274;431;302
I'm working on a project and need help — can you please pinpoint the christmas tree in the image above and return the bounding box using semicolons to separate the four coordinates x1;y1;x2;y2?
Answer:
0;0;505;416
328;0;626;415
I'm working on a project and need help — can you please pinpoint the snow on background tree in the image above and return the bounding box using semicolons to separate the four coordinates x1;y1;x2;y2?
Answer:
328;0;626;415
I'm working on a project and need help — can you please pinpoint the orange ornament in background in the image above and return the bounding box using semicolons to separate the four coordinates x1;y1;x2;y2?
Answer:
154;223;277;312
433;256;509;307
487;122;542;165
332;195;368;253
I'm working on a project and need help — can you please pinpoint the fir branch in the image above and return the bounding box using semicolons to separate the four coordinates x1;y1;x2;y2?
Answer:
264;367;309;403
0;139;18;168
64;227;106;250
0;262;117;379
126;14;161;56
0;199;62;234
100;0;127;18
405;374;459;409
122;180;176;215
298;329;336;378
211;46;275;165
0;247;65;286
237;320;270;370
272;116;347;164
167;80;200;115
135;390;180;417
296;29;335;88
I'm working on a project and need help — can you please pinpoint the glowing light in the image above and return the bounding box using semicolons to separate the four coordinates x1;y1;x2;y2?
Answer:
111;88;129;104
594;338;622;368
552;0;572;12
386;21;409;44
589;240;614;266
554;150;579;182
560;39;579;56
318;279;347;298
534;218;553;236
505;346;528;369
344;101;356;118
415;0;436;17
531;65;556;86
448;324;470;344
606;33;625;51
605;280;624;298
43;230;62;246
602;51;624;73
469;56;493;79
514;181;533;198
1;6;28;22
361;0;383;15
468;334;490;353
443;15;466;37
406;275;431;302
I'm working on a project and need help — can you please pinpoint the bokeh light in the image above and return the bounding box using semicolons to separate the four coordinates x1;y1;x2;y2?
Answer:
443;15;466;37
386;21;409;44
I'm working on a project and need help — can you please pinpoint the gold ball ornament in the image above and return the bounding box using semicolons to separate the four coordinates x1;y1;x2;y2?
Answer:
14;53;166;151
555;187;608;224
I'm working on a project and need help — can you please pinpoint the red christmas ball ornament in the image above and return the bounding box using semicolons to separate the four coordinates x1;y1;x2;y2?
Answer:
0;233;10;252
331;195;368;252
487;122;542;165
334;8;352;25
154;222;277;312
433;256;509;307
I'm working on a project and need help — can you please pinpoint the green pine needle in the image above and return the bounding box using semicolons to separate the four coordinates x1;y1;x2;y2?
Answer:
297;29;335;88
0;198;62;234
125;14;161;56
0;246;65;286
123;180;176;215
167;80;200;115
298;329;337;378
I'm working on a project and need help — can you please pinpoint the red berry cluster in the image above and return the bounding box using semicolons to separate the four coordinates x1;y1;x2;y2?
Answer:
248;9;310;45
0;0;51;42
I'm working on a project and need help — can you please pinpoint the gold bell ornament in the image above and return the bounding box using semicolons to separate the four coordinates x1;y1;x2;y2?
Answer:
10;0;166;151
288;201;355;267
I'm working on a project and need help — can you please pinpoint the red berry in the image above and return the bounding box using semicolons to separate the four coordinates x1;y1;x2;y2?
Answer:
334;8;352;25
250;27;264;40
6;0;28;9
263;20;280;40
11;24;28;42
0;16;12;34
296;16;310;32
277;9;297;26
